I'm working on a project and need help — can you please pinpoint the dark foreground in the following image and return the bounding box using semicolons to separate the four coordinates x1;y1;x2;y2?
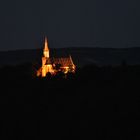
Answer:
0;63;140;139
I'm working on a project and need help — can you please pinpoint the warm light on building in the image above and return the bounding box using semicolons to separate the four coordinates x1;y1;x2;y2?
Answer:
43;38;49;58
37;37;76;77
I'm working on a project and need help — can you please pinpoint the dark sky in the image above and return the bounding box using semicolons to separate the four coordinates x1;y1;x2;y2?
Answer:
0;0;140;50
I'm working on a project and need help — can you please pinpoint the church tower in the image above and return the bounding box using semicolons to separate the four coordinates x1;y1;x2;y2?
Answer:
41;37;54;77
43;37;49;58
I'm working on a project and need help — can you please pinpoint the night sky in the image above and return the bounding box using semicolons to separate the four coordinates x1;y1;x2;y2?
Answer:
0;0;140;50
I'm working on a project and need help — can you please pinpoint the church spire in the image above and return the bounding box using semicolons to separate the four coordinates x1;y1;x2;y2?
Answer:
43;37;49;58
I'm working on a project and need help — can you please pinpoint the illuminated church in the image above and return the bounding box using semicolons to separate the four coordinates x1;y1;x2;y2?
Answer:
37;37;76;77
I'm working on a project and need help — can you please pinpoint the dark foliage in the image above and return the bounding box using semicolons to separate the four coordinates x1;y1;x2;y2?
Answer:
0;63;140;139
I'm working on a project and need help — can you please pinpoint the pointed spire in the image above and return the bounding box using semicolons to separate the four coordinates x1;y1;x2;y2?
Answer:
43;37;49;58
44;37;49;51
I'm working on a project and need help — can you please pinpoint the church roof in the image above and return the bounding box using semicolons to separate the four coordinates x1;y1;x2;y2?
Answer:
44;56;74;67
52;56;74;67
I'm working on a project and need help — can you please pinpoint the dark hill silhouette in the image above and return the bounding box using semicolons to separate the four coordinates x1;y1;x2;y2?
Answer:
1;47;140;67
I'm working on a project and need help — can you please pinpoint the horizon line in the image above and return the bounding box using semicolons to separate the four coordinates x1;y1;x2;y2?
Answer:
1;46;140;52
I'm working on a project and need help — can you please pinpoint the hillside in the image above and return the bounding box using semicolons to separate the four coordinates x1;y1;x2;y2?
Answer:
0;47;140;67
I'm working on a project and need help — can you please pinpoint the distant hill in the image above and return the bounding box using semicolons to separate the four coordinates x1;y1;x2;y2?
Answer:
0;47;140;67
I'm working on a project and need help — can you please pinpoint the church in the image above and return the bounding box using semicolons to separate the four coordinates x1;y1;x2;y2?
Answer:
37;37;76;77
